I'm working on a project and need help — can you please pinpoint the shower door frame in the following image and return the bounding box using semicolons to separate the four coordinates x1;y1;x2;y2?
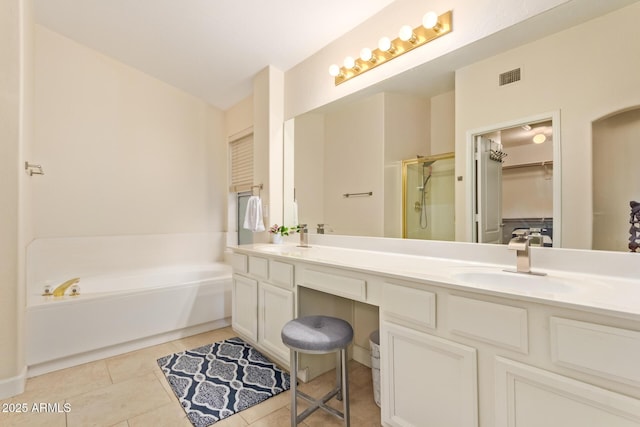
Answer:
401;152;455;239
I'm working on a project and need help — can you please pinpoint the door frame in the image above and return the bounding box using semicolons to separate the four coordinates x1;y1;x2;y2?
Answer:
465;110;562;247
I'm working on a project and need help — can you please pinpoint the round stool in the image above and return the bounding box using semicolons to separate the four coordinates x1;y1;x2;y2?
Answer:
281;315;354;426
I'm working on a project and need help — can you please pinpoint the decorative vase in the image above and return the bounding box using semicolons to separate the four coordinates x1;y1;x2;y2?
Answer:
272;234;283;244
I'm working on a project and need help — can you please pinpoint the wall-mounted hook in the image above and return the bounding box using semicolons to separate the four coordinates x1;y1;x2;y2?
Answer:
25;162;44;176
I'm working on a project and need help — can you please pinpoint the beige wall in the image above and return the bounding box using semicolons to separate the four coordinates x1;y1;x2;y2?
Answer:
294;114;325;229
0;0;22;389
226;95;253;138
455;3;640;249
324;94;385;236
285;0;569;118
17;0;34;381
0;0;33;396
592;108;640;251
430;91;455;155
253;66;285;241
293;92;433;237
33;25;226;238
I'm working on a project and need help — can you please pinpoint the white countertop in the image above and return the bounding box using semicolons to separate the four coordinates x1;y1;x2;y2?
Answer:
231;242;640;321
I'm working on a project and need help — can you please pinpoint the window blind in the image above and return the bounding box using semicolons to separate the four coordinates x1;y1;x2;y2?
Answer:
229;133;253;192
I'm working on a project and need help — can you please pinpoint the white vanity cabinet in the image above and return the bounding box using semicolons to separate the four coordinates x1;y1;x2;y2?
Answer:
230;245;640;427
257;261;295;362
230;253;294;365
231;273;258;341
380;281;479;427
382;321;478;427
380;279;640;427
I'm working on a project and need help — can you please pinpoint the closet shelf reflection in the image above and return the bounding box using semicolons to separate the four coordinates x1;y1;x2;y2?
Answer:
502;160;553;170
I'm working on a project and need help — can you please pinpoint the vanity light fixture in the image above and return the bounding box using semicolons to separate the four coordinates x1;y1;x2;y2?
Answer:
422;11;442;32
329;10;452;85
377;36;395;53
328;64;343;78
343;56;359;71
360;47;376;63
399;25;417;44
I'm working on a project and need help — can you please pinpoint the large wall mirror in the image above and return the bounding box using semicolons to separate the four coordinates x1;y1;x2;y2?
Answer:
284;1;640;252
284;94;561;247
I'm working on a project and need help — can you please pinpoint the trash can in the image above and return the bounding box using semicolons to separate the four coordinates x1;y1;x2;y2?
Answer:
369;329;381;407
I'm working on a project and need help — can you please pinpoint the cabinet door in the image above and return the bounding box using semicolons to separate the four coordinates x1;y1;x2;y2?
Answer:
381;321;478;427
232;275;258;342
258;281;294;362
495;357;640;427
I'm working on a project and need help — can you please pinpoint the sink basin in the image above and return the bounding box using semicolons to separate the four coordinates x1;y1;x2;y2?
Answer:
452;270;575;294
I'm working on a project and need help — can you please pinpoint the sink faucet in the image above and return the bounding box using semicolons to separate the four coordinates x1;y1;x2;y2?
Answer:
508;234;531;273
51;277;80;296
506;232;546;276
298;224;310;247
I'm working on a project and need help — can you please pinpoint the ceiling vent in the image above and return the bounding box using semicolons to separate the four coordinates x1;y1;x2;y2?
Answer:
499;68;521;86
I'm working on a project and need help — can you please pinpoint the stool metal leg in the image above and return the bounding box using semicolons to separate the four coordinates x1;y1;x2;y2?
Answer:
336;351;343;401
340;347;350;427
290;349;298;426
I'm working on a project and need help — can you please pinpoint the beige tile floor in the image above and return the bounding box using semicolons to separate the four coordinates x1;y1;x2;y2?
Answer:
0;326;381;427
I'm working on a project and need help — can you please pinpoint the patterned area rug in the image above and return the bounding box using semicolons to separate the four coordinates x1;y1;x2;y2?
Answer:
157;337;290;427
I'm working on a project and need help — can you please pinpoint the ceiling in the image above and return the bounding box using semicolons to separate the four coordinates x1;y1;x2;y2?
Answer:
34;0;395;110
501;121;553;148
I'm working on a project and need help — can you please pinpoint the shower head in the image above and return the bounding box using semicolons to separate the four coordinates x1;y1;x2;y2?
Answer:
422;160;436;167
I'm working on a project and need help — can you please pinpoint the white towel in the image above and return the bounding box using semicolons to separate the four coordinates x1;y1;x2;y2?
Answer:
292;200;299;226
243;196;265;232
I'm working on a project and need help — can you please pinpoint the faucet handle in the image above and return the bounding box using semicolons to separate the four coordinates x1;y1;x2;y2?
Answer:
508;233;530;251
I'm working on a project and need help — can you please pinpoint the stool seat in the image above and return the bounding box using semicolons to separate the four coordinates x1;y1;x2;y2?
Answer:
282;315;353;353
282;315;353;426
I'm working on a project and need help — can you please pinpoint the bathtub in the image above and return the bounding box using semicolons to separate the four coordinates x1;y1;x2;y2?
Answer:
26;262;232;376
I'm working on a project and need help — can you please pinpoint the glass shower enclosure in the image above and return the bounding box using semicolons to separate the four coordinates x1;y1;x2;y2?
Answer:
402;153;455;240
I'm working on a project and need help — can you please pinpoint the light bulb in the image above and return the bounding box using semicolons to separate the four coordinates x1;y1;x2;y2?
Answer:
360;47;373;62
422;11;439;29
328;64;341;77
399;25;415;42
378;36;392;52
533;134;547;144
343;56;356;69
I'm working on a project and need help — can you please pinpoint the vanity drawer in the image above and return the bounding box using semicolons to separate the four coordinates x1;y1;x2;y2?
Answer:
448;295;528;353
230;253;248;273
550;317;640;387
269;260;294;289
248;256;269;279
382;282;436;330
300;268;367;301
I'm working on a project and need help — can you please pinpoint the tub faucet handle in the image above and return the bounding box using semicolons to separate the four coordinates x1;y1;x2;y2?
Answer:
52;277;80;297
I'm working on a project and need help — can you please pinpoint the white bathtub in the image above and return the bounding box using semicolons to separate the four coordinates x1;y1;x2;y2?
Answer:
26;262;232;376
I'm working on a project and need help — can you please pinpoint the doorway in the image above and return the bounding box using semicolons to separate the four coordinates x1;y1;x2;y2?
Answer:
468;112;561;247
